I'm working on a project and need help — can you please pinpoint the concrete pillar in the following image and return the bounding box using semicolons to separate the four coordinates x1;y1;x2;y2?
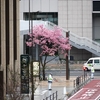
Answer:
1;0;6;97
16;0;20;72
0;0;20;98
9;0;14;69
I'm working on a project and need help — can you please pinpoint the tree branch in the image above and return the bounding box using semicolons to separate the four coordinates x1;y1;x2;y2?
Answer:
40;56;43;67
46;56;58;64
44;55;47;66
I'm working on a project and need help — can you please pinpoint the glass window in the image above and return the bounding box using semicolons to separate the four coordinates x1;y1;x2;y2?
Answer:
23;12;58;25
87;60;93;64
93;1;100;11
94;59;99;63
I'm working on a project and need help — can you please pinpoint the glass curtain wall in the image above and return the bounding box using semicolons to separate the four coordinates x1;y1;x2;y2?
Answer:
23;12;58;25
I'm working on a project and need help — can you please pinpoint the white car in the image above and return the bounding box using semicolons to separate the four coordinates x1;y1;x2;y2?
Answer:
83;57;100;71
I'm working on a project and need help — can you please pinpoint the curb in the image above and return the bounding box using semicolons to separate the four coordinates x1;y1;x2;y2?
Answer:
46;69;82;71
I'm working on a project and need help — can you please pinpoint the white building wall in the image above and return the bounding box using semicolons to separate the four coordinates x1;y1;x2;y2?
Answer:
58;0;92;39
20;0;58;19
19;0;93;60
20;0;92;39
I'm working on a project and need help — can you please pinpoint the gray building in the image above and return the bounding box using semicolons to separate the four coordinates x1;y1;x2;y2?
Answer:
20;0;100;61
0;0;20;98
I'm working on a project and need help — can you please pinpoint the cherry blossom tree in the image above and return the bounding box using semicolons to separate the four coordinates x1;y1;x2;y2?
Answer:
26;25;71;80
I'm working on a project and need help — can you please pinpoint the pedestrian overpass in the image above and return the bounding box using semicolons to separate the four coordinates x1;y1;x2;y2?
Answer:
20;20;100;56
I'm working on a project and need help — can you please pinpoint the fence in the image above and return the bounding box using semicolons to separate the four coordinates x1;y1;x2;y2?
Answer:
43;91;58;100
67;72;91;98
73;71;89;88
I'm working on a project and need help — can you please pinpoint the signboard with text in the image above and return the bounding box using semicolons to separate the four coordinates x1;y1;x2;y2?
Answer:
20;55;30;94
33;61;39;77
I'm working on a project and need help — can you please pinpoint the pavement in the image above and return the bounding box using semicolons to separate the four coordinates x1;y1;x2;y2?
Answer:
32;64;83;100
23;75;100;100
21;62;98;100
32;76;76;100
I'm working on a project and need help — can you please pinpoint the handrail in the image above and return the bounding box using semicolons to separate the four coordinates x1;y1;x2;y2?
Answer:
43;91;58;100
20;20;100;55
45;21;100;54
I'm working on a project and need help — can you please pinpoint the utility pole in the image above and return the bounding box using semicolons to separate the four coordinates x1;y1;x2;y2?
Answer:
66;31;70;80
29;0;30;33
29;0;34;100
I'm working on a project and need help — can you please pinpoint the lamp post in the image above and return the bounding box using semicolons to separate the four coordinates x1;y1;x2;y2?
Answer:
29;0;30;33
31;61;34;100
66;31;70;80
29;0;34;100
31;16;34;100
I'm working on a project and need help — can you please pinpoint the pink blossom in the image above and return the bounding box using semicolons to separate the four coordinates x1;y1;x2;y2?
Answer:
26;42;32;47
26;25;71;56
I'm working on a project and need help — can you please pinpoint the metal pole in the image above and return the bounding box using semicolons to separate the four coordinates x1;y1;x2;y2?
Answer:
84;70;85;82
31;61;34;100
36;11;39;60
31;16;34;100
66;31;70;80
56;91;57;100
29;0;30;33
29;0;34;100
36;45;38;60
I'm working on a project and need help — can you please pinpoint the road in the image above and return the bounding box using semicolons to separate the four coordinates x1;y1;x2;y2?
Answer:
68;79;100;100
45;69;100;76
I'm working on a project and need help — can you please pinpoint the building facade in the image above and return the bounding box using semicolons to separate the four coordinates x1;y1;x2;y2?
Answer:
20;0;100;61
0;0;20;97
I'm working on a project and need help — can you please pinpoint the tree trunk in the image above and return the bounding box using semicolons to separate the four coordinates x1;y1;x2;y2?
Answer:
40;56;47;80
42;66;45;80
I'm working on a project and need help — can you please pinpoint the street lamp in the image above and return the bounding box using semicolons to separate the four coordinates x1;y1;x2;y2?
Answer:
31;61;34;100
29;0;30;33
66;31;70;80
29;0;34;100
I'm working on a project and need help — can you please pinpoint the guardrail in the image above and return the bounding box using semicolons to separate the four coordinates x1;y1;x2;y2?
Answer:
20;20;100;56
73;72;89;88
43;91;58;100
67;73;91;99
46;21;100;56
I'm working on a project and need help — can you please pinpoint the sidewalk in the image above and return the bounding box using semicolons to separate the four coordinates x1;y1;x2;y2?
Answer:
34;76;76;100
34;76;100;100
23;75;100;100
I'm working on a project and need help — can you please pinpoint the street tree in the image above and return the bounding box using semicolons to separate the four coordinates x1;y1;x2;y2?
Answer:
26;25;71;80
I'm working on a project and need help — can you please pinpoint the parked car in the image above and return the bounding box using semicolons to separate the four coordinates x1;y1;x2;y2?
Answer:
83;57;100;71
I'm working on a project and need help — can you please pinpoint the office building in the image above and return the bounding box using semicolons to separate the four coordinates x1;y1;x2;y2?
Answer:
0;0;20;98
20;0;100;61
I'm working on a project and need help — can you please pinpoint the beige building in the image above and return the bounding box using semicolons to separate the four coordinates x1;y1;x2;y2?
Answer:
0;0;20;98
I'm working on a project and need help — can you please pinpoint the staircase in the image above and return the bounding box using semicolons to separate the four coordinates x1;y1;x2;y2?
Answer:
45;21;100;56
20;20;100;56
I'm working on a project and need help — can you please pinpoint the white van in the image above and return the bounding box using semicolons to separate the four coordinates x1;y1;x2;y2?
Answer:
83;57;100;71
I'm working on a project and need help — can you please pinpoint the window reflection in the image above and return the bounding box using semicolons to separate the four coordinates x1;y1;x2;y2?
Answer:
23;12;58;25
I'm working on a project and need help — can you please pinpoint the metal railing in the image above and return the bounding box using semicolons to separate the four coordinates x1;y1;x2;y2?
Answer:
46;21;100;56
43;91;58;100
73;72;89;88
20;20;100;56
67;72;91;99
